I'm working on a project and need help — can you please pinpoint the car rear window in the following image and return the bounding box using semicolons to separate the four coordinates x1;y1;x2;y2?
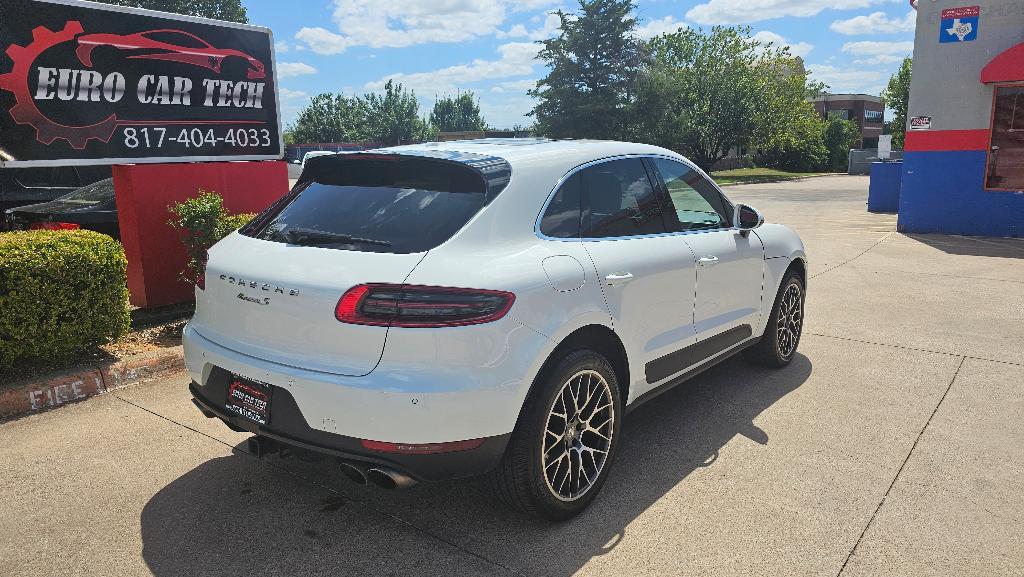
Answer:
244;155;494;254
60;178;114;204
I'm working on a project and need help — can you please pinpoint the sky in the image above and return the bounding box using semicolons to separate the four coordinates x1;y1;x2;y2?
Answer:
245;0;918;130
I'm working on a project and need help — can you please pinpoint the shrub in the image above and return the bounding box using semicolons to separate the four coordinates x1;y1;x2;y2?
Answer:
823;117;861;172
168;191;255;284
0;230;130;369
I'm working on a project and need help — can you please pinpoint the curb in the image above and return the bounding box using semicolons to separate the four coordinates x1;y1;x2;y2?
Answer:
0;346;185;421
717;174;842;187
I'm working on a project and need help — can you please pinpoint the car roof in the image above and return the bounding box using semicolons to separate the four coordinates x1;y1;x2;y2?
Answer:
381;139;681;172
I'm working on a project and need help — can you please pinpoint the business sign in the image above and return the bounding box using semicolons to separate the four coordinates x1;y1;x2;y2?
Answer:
940;6;979;43
0;0;281;167
910;116;932;130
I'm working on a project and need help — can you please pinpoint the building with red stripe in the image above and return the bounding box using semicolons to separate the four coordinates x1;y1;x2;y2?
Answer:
899;0;1024;237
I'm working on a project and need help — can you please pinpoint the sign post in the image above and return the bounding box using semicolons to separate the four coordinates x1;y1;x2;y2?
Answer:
0;0;288;307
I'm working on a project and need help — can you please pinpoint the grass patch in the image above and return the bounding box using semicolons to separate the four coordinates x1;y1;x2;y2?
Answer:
711;167;830;186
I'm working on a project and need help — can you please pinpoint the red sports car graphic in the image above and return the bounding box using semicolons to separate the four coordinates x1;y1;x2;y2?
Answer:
75;29;266;80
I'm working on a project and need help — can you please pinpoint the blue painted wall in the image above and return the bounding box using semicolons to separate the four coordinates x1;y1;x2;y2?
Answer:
898;151;1024;237
868;161;903;213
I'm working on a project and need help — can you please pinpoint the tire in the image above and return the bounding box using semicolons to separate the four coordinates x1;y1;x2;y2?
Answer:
744;270;805;368
489;349;622;521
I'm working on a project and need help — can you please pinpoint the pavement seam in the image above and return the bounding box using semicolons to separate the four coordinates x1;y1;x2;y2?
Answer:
806;331;1024;368
111;392;527;577
810;231;895;279
835;356;967;577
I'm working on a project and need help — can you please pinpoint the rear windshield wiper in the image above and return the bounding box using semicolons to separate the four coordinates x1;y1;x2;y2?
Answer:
286;227;392;247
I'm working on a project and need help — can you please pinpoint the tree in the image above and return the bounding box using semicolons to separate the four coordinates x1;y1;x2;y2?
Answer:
430;92;487;133
90;0;247;23
756;109;828;172
750;54;830;172
634;26;819;171
362;80;430;146
530;0;646;139
287;93;366;144
823;117;860;172
881;57;912;149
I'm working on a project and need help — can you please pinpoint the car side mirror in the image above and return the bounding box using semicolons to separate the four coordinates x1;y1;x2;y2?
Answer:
733;204;764;236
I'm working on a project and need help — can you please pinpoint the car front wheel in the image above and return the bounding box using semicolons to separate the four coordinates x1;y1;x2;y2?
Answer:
745;269;805;367
489;349;622;520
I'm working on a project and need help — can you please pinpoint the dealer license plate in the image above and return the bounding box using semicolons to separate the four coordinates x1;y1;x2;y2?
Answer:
225;376;273;425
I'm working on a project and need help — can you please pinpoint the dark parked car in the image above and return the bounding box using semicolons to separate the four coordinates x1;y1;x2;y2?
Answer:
4;178;119;238
0;165;112;211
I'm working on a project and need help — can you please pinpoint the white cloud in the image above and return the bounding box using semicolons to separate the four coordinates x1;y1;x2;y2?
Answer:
496;23;529;39
279;88;309;100
294;1;570;53
274;40;289;53
508;0;560;12
806;62;885;94
854;54;908;64
277;62;318;78
491;79;538;93
830;11;915;34
528;12;563;40
636;16;686;39
686;0;895;25
481;93;538;129
326;0;507;50
752;30;814;58
841;40;914;55
295;27;352;55
365;42;540;96
500;12;561;40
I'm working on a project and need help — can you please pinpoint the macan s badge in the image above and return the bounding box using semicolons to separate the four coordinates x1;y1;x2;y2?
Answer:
218;274;300;296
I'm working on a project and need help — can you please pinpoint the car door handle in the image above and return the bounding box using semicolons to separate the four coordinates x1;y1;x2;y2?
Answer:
605;272;634;285
698;256;720;267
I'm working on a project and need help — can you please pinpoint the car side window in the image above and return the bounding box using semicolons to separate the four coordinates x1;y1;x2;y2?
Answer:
540;173;582;238
650;158;729;231
581;158;667;238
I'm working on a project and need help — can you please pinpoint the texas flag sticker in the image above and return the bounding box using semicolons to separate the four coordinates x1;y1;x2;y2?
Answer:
940;6;979;43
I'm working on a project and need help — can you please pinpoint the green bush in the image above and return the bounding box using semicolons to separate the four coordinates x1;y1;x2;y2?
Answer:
823;117;861;172
0;230;130;369
168;191;255;284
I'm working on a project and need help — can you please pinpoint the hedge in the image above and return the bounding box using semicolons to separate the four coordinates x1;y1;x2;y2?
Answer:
0;230;130;369
168;191;255;284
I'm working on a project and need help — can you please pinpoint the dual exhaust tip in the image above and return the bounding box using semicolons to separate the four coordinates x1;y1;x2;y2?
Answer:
339;461;417;490
243;435;417;490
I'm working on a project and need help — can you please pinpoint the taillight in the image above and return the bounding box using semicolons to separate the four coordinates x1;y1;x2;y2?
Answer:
360;438;485;454
29;221;80;231
336;284;515;327
196;250;209;290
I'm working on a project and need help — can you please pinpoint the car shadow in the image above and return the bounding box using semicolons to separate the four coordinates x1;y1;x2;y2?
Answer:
140;353;811;576
904;232;1024;259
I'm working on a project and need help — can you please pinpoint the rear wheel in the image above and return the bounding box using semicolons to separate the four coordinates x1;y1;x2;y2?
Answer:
744;270;804;367
489;349;622;520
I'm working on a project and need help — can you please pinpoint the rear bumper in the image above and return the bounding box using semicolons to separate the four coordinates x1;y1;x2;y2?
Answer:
189;377;509;482
182;320;551;481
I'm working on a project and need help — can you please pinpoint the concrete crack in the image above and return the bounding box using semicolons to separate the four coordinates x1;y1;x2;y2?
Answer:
811;232;894;279
835;356;967;576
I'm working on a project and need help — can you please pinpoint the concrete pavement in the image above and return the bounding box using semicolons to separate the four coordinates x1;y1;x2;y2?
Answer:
2;175;1022;576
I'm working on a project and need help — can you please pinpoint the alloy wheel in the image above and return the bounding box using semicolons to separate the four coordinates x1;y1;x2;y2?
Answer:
776;281;803;359
542;369;615;502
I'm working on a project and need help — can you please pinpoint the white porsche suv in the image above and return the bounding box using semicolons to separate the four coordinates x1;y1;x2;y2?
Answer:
185;139;806;520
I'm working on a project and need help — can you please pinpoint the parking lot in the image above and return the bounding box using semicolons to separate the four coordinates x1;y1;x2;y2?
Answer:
1;175;1021;577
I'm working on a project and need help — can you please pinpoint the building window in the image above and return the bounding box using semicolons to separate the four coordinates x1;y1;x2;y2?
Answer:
986;85;1024;190
827;109;850;120
864;110;883;123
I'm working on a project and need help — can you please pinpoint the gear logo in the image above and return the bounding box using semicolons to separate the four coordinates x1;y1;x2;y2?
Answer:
0;21;119;149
